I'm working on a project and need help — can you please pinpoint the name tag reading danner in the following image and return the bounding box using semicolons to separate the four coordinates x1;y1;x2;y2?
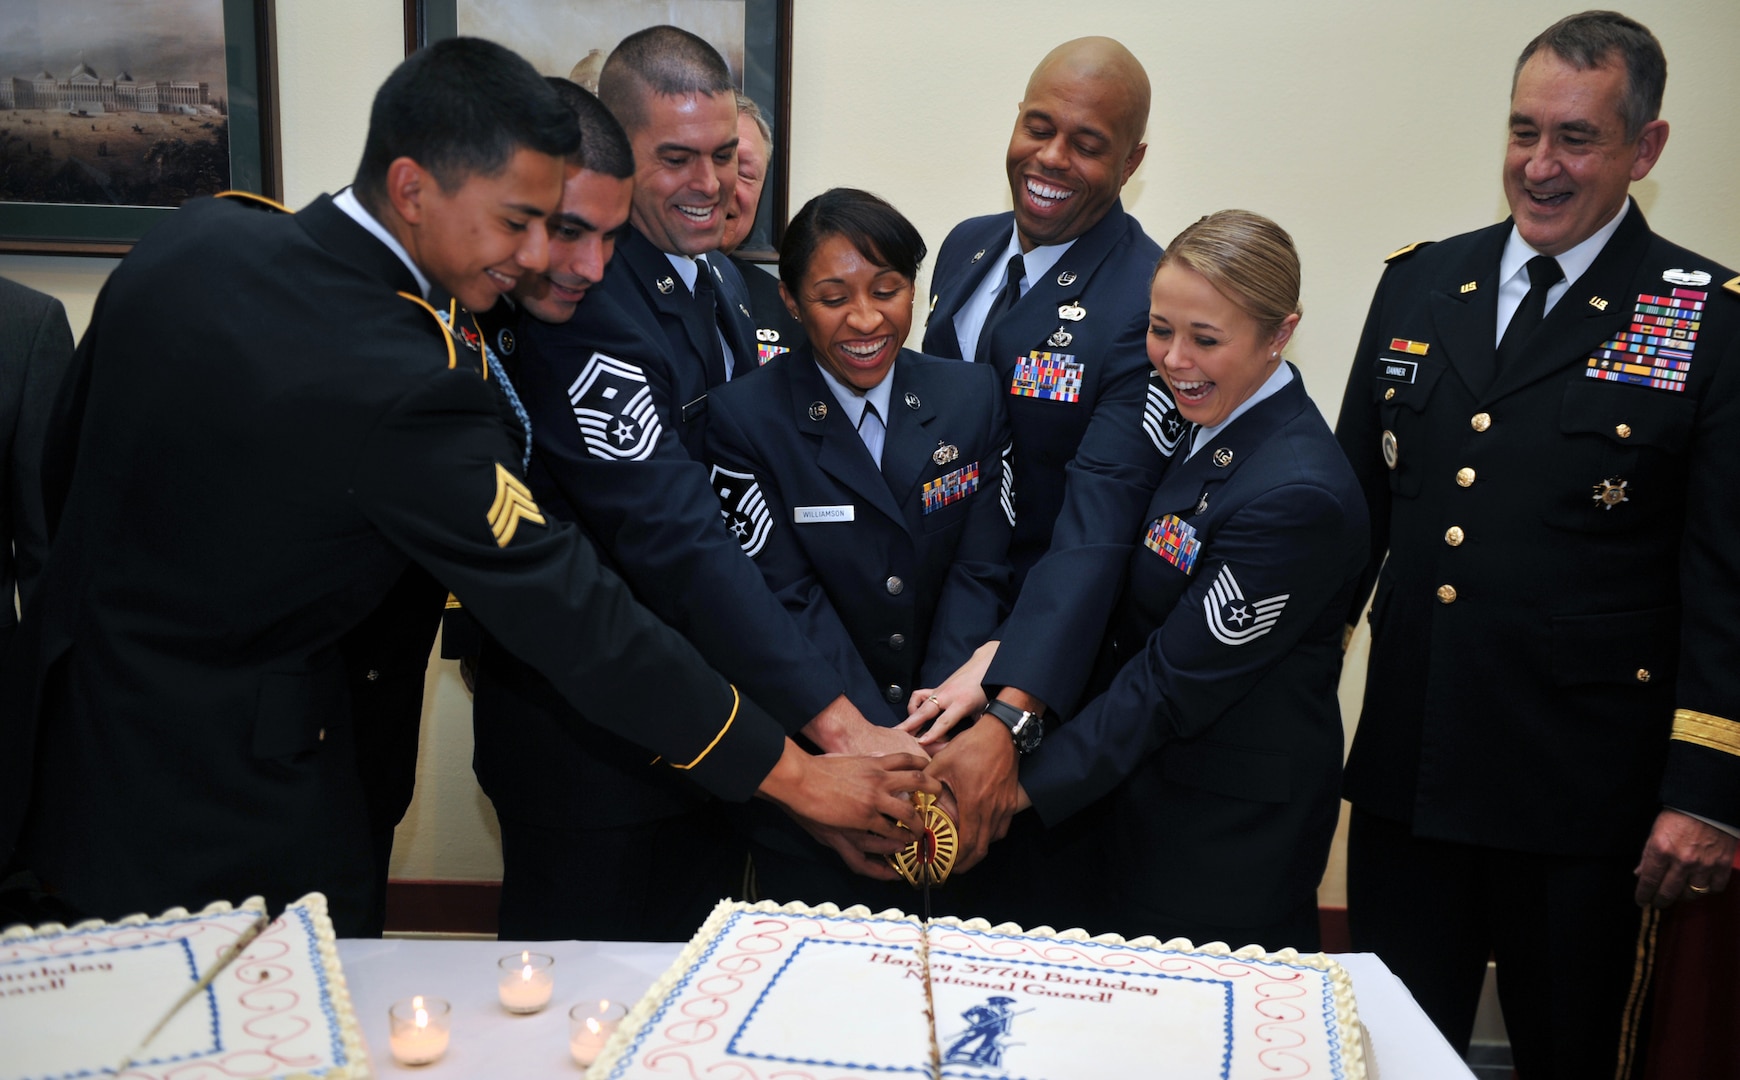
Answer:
795;505;855;523
1377;358;1418;383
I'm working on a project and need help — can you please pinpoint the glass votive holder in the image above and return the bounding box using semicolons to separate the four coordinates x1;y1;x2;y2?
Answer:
388;995;451;1066
569;999;628;1066
497;951;555;1014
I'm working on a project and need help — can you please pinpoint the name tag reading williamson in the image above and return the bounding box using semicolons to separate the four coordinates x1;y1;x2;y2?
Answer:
795;505;855;523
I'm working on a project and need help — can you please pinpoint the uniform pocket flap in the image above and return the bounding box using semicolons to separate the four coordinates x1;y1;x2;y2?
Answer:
1159;738;1292;803
1558;379;1694;449
1550;605;1680;687
254;662;346;759
1372;356;1444;411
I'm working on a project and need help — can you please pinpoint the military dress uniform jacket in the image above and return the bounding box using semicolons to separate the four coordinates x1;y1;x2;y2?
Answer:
473;282;869;829
0;195;783;932
922;200;1169;588
1335;203;1740;856
1022;367;1367;930
705;348;1015;724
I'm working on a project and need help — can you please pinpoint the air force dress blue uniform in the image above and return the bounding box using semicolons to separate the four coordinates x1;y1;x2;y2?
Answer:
922;200;1169;589
1334;201;1740;1072
1019;366;1366;947
471;225;863;939
705;347;1014;905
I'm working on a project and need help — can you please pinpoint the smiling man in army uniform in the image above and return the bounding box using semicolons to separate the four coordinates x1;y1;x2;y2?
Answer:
1335;12;1740;1077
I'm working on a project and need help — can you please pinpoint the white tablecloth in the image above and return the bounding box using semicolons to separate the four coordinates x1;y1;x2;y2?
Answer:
338;938;1474;1078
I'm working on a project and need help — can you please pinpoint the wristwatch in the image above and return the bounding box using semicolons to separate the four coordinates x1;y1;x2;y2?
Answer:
982;699;1044;754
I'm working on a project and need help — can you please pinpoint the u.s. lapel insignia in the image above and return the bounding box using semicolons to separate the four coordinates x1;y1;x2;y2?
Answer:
488;463;546;547
1593;476;1629;509
809;401;828;421
1663;268;1712;287
1048;327;1074;348
905;391;921;410
656;276;675;294
971;249;986;263
1056;270;1077;287
1459;281;1478;294
1212;447;1234;467
932;441;959;465
1058;302;1086;321
1589;296;1610;312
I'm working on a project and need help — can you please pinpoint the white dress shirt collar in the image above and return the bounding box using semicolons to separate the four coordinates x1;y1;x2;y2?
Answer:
333;187;430;299
1188;362;1294;459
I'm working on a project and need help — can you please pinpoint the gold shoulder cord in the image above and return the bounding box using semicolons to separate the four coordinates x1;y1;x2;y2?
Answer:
396;292;458;370
214;190;292;214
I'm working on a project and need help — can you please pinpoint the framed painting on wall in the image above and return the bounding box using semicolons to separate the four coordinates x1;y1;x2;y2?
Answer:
0;0;279;255
406;0;791;261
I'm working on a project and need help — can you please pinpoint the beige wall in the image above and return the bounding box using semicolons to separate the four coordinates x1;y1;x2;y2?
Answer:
4;1;1738;897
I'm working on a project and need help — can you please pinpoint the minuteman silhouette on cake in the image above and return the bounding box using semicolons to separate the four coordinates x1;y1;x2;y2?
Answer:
943;996;1031;1067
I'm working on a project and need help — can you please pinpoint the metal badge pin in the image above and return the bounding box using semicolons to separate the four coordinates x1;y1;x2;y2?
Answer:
1382;430;1399;469
1589;296;1610;312
933;442;959;465
905;392;921;410
1057;270;1077;287
971;249;986;263
496;328;515;356
739;303;752;318
1195;492;1209;514
1212;447;1234;467
1459;281;1478;294
712;263;724;281
1663;268;1712;287
809;401;828;421
1593;477;1629;509
1058;302;1086;322
1048;328;1074;348
656;276;675;294
930;294;939;313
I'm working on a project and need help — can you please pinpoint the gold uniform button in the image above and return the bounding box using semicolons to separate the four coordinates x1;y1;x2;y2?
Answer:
1616;423;1632;439
1636;668;1652;683
1437;584;1458;604
1384;387;1397;401
318;728;327;741
1455;467;1476;487
1445;525;1465;546
1471;412;1491;432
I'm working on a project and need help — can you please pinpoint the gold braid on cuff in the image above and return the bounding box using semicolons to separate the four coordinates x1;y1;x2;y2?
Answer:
1670;709;1740;758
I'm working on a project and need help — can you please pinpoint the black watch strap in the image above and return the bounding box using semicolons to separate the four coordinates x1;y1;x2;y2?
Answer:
982;699;1043;754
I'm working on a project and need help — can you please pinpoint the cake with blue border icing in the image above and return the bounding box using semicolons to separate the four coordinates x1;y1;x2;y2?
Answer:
588;898;1369;1080
0;892;366;1080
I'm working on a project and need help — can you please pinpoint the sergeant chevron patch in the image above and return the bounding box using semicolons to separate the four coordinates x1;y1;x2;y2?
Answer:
570;352;662;460
999;443;1015;527
488;463;546;547
710;464;773;558
1203;564;1289;646
1143;374;1187;457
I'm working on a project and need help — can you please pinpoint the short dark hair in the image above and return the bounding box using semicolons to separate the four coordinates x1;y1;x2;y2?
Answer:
544;76;634;180
597;25;734;135
354;37;579;204
1515;10;1666;141
779;188;927;295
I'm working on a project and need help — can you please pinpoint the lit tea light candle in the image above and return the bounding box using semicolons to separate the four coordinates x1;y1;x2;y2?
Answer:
388;995;451;1066
569;999;627;1066
497;951;555;1014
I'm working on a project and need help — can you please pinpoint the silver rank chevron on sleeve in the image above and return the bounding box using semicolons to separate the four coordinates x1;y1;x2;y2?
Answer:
1143;372;1187;458
710;464;773;558
569;352;663;461
1203;564;1289;646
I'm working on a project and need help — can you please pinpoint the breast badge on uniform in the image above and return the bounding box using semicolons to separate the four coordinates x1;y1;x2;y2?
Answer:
568;352;663;461
1143;374;1187;458
999;443;1015;527
1046;327;1074;349
932;442;960;465
1009;351;1083;403
1143;514;1200;575
494;327;515;357
1663;268;1712;287
487;463;546;548
1585;288;1704;393
1593;476;1630;510
922;462;980;515
710;464;773;558
756;328;790;366
1057;302;1086;322
1203;564;1290;646
1382;430;1399;470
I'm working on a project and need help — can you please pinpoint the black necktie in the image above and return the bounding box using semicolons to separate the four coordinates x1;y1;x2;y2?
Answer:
974;253;1026;365
692;256;729;386
1492;255;1564;383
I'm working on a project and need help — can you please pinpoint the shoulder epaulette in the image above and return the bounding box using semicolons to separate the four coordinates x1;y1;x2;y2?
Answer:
396;291;458;370
214;190;291;214
1385;241;1433;263
1724;274;1740;299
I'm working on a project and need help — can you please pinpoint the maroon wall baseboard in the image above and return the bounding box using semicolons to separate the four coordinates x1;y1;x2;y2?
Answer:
386;879;1356;950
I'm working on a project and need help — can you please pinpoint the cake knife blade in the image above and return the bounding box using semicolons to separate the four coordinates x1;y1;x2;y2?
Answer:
115;910;271;1073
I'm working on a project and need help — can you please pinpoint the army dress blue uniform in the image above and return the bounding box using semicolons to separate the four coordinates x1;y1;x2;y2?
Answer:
1335;201;1740;1072
705;347;1014;906
923;200;1171;589
0;195;783;937
1022;365;1367;948
471;227;874;940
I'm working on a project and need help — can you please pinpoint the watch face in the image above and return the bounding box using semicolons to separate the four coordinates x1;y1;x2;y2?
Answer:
1011;714;1042;753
